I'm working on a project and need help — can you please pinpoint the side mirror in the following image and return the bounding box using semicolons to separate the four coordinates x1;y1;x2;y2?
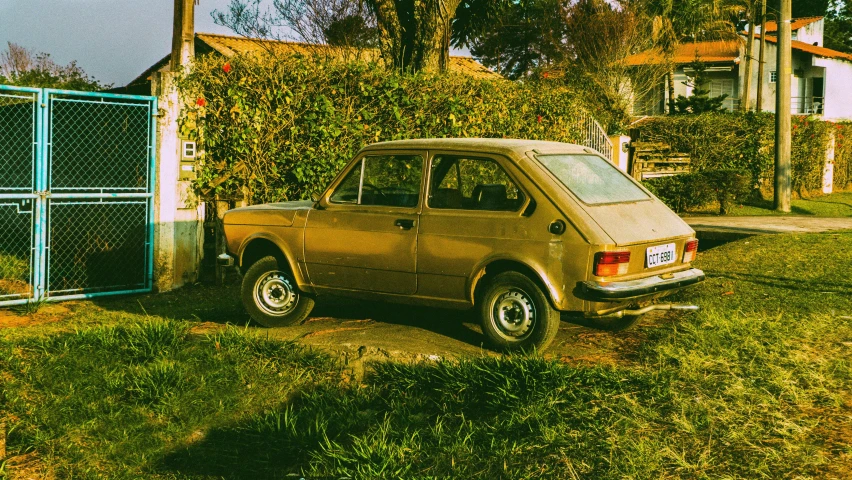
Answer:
310;192;325;210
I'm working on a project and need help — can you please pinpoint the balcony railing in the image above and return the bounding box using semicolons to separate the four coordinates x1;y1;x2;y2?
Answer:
792;97;824;115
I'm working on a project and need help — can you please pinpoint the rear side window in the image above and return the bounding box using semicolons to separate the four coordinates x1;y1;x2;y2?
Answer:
329;154;423;207
536;154;649;205
429;156;525;211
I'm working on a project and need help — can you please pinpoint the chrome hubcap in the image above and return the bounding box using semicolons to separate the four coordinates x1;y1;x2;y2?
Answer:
254;271;298;316
491;289;535;339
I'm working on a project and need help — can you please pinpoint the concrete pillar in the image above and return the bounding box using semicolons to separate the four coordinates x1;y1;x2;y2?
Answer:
609;135;631;172
151;73;203;291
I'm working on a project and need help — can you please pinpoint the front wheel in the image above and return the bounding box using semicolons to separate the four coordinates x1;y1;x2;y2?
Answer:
479;272;560;352
241;256;315;327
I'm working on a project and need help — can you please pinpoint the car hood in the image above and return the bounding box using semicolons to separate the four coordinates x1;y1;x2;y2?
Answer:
581;199;695;246
223;200;314;226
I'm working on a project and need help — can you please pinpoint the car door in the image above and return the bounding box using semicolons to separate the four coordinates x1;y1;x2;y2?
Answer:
304;151;425;295
417;152;539;301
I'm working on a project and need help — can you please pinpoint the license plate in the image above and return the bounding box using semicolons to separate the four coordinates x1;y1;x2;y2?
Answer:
646;243;677;268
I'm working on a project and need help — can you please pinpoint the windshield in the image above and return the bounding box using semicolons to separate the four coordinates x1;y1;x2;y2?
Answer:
536;154;650;205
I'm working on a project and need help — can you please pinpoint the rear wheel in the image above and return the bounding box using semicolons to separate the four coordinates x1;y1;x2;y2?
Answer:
479;271;560;352
241;256;314;327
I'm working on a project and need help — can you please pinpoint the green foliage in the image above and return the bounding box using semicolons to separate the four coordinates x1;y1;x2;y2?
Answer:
177;53;593;204
644;172;713;212
639;113;845;199
701;168;753;214
644;169;751;214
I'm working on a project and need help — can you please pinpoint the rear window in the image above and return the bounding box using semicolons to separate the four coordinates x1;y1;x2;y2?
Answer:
536;154;650;205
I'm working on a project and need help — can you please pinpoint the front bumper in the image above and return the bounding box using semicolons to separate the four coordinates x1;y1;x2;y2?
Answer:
580;268;705;301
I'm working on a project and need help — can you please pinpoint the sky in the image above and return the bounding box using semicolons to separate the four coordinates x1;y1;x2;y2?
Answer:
0;0;247;87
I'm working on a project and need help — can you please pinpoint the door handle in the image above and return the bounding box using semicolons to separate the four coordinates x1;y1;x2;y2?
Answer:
394;219;416;230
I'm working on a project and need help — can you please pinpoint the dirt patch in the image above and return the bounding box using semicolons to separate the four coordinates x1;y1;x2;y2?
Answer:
0;304;71;330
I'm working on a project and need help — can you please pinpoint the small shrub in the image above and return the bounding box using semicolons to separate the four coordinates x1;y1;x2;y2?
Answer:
644;173;713;213
701;169;753;214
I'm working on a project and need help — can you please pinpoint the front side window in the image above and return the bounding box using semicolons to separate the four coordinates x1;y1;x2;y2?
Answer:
536;154;649;205
329;154;423;207
429;155;525;211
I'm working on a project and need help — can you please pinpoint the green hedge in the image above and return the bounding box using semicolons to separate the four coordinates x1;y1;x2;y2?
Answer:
637;113;850;196
177;54;599;204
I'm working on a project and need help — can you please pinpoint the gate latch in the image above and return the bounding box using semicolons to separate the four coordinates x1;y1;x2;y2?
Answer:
33;190;51;199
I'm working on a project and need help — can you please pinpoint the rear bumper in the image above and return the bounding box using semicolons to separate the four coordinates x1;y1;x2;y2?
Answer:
581;268;705;301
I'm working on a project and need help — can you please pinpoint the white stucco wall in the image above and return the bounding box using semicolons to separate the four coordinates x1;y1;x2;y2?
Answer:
814;56;852;120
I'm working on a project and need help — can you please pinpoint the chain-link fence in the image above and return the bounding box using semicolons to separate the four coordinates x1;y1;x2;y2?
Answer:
0;86;156;306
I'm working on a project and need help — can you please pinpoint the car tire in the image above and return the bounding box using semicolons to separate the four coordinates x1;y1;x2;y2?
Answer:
588;314;642;332
479;271;560;352
241;256;315;327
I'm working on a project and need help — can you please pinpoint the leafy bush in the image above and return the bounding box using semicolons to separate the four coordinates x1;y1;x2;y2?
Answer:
178;54;598;204
702;169;753;214
643;173;713;213
638;113;845;197
644;169;751;214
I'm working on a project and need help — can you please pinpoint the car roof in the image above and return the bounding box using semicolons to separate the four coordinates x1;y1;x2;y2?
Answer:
361;138;594;156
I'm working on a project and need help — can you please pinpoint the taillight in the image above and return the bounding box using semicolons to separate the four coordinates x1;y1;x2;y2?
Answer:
683;239;698;263
594;251;631;277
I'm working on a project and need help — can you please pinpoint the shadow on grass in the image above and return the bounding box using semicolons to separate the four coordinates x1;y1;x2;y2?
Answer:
92;281;486;349
742;197;815;215
704;271;852;296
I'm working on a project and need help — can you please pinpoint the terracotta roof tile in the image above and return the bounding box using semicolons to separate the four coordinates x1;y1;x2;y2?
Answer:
758;34;852;62
763;16;822;33
624;40;740;66
195;33;502;79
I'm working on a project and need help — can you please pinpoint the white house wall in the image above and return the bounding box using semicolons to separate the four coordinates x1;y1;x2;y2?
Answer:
814;56;852;120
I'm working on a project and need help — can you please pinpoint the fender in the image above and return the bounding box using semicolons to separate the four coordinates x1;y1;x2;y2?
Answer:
467;254;566;310
237;231;312;292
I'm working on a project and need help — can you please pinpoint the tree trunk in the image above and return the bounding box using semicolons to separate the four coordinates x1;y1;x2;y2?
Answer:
368;0;461;73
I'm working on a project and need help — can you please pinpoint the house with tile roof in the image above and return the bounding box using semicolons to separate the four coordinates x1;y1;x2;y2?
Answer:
625;16;852;120
116;32;501;95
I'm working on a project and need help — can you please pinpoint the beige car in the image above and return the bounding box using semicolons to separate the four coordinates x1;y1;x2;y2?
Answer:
220;139;704;352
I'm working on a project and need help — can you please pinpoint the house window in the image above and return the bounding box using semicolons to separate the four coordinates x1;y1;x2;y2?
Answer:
770;71;777;83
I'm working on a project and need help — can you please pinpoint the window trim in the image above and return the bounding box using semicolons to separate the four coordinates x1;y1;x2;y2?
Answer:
323;150;427;210
425;151;530;214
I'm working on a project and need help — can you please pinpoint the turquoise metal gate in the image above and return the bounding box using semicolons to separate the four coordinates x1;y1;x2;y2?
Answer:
0;86;157;306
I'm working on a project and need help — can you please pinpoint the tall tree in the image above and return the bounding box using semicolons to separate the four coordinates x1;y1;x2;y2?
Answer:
825;0;852;52
0;42;107;91
454;0;569;79
215;0;501;72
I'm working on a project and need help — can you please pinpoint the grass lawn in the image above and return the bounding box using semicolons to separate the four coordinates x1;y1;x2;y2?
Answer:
1;232;851;478
687;191;852;217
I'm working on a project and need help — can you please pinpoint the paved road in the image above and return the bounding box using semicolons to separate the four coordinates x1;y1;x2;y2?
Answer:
683;216;852;235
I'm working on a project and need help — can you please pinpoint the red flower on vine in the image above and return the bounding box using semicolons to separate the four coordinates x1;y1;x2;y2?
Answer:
223;63;232;73
537;115;543;123
196;97;207;107
543;72;549;79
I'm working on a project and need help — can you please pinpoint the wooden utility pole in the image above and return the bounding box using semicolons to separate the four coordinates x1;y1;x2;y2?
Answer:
756;0;767;111
741;3;755;112
774;0;792;212
171;0;196;72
